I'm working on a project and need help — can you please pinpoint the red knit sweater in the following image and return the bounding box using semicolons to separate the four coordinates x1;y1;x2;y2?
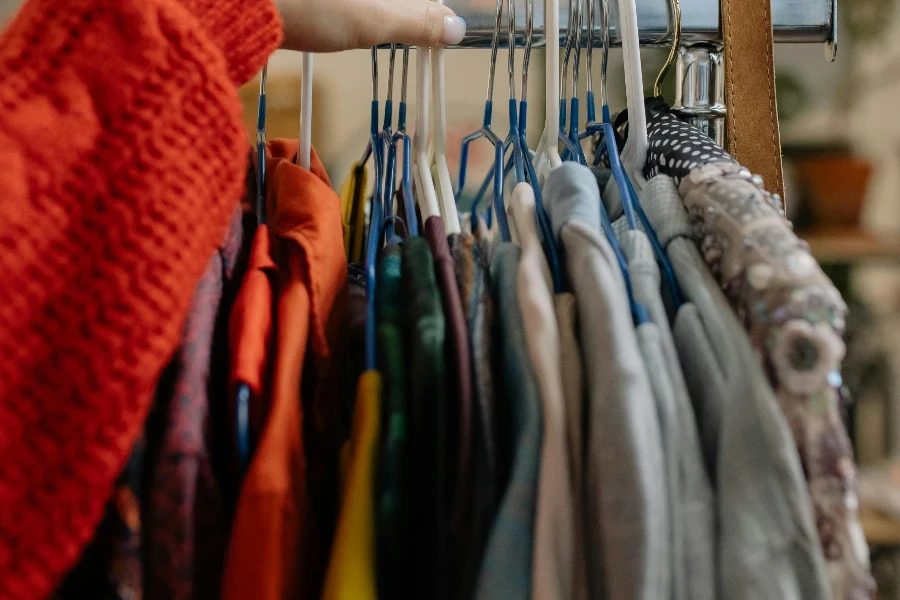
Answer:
0;0;281;597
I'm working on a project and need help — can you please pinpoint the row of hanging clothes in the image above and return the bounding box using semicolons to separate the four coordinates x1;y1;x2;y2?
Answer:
52;0;874;598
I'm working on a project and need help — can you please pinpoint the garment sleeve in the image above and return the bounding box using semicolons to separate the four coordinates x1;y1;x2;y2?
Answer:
0;0;280;597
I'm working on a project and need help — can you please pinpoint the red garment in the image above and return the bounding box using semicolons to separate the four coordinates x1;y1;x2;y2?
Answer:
0;0;281;596
229;224;277;448
145;202;246;600
222;140;347;600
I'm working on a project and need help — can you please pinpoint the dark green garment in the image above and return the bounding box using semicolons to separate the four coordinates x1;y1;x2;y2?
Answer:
376;244;407;599
402;236;448;600
475;242;543;600
449;232;498;600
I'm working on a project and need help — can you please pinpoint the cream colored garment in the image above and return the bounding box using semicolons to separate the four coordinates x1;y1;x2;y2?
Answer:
553;292;587;600
508;183;583;600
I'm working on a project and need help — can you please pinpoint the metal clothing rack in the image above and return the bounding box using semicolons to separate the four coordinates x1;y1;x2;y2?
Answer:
445;0;837;146
445;0;836;48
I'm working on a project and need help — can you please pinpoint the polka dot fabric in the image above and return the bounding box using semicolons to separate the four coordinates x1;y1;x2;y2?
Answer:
644;108;737;185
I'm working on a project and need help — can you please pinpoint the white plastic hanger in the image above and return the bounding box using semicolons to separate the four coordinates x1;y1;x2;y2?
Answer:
430;0;461;233
297;52;313;170
534;0;563;181
616;0;649;186
414;46;441;220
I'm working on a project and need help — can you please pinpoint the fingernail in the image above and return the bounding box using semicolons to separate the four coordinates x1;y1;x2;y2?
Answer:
441;16;466;45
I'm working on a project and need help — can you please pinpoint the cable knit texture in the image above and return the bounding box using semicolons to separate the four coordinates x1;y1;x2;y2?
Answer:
0;0;281;597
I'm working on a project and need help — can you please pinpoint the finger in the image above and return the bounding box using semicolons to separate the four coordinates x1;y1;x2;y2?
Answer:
356;0;467;48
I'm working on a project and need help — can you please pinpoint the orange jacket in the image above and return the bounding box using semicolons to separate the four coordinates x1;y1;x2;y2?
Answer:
222;140;347;600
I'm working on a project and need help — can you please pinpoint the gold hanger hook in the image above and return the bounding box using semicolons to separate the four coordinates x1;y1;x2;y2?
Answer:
653;0;681;97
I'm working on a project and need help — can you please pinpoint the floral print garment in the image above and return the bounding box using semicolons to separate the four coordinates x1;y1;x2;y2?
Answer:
679;161;875;600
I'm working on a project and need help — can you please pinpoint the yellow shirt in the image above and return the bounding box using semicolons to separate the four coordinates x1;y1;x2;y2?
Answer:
321;370;382;600
339;162;369;264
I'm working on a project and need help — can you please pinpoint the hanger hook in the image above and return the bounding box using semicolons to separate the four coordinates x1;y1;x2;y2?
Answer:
572;0;583;98
371;47;378;101
387;44;398;104
561;0;576;104
599;0;610;107
653;0;681;97
507;0;517;102
487;0;504;104
400;45;410;106
586;0;594;95
522;0;534;103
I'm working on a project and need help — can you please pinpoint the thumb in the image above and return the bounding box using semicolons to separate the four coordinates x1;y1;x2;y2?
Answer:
362;0;467;48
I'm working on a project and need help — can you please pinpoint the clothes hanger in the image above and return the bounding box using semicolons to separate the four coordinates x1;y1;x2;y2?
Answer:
533;0;581;173
468;0;529;200
363;47;387;371
380;45;404;242
384;45;418;237
653;0;680;99
616;0;649;185
581;0;683;309
466;0;563;291
559;0;647;324
623;0;683;308
414;42;441;222
533;0;563;179
455;0;510;242
255;64;268;226
505;0;526;186
559;0;586;164
517;0;563;293
297;53;313;170
580;0;636;229
235;64;271;472
466;0;526;222
430;0;461;234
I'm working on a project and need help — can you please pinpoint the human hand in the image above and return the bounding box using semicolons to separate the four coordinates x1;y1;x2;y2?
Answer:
276;0;467;52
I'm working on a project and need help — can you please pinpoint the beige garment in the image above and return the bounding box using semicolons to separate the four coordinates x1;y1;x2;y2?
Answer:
553;292;587;600
508;183;582;600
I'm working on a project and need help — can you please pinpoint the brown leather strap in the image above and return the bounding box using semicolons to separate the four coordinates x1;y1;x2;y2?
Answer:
720;0;785;201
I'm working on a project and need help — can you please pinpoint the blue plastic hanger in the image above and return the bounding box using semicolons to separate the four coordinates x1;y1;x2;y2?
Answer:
381;45;417;241
503;0;525;187
581;0;682;310
235;64;271;472
378;45;415;240
517;0;563;293
255;65;268;227
456;0;510;242
560;0;587;165
378;45;401;243
390;46;417;237
560;0;647;324
464;0;563;292
362;47;387;371
502;0;563;292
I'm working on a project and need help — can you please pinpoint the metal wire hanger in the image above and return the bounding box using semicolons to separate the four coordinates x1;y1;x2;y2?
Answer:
455;0;510;241
381;45;417;242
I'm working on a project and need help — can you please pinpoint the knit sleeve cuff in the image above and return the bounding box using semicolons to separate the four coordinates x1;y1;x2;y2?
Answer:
179;0;283;84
